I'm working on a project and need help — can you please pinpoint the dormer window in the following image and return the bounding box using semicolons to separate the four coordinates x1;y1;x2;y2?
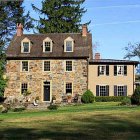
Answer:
23;42;29;52
64;37;74;52
43;37;52;52
21;38;30;53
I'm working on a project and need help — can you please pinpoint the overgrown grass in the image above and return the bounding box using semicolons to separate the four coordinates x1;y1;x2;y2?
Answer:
0;102;140;140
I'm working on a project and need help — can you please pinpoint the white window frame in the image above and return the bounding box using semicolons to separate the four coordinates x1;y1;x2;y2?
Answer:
64;37;74;52
65;60;73;72
21;83;28;94
99;65;106;75
43;60;51;72
117;65;124;75
65;82;73;95
21;61;29;72
117;85;125;96
43;37;53;52
99;85;108;96
21;38;31;53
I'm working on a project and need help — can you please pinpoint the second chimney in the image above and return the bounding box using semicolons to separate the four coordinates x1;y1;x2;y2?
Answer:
95;53;100;60
17;23;23;36
82;25;87;37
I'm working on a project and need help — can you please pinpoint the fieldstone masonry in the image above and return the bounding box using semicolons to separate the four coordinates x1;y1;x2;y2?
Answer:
4;59;88;102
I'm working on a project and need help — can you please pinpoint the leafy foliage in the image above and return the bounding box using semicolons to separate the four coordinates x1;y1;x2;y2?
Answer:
47;104;59;110
131;87;140;105
95;96;128;102
0;1;33;43
81;90;94;103
119;97;131;106
32;0;90;33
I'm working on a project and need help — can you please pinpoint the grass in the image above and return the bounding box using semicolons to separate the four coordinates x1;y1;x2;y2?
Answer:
0;102;140;140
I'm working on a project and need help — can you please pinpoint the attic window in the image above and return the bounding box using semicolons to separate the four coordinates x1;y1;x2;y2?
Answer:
43;37;52;52
64;37;74;52
21;38;30;53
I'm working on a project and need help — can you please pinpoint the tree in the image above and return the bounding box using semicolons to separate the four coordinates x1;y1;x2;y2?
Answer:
32;0;90;33
124;43;140;60
0;1;33;43
0;1;33;97
124;43;140;74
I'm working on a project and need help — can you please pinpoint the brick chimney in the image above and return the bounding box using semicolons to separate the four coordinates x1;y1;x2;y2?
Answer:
82;25;87;37
95;53;100;60
17;23;23;36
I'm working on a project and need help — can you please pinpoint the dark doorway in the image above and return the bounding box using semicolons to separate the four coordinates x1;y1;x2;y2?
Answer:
44;81;50;101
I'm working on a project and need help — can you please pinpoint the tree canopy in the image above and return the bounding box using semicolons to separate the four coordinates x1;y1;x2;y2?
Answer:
32;0;90;33
0;1;33;97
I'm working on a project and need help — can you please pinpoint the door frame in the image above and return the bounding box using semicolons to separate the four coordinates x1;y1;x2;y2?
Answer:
42;80;52;102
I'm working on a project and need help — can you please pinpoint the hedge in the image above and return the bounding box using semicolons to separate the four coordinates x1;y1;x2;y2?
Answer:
95;96;130;102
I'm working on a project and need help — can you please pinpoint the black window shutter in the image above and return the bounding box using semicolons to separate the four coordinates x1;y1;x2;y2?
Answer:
106;85;109;96
106;65;109;76
114;65;117;76
114;85;117;96
96;85;99;96
124;85;127;96
98;66;100;76
124;65;127;76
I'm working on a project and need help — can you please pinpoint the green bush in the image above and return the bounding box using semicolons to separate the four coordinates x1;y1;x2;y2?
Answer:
131;87;140;105
95;96;128;102
47;104;59;110
119;97;131;106
81;90;94;103
12;107;26;112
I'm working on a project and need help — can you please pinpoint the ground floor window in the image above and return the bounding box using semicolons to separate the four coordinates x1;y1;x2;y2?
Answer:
21;83;28;94
66;82;72;94
96;85;109;96
114;85;127;96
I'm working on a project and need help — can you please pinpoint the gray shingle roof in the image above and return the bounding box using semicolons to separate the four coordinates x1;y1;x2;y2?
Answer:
89;59;139;65
6;33;92;59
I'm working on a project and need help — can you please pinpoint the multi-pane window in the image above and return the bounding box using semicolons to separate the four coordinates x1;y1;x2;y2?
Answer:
99;66;106;75
66;83;72;94
23;42;29;53
96;85;109;96
66;61;72;71
22;61;28;71
44;41;51;52
98;65;109;76
21;83;28;94
114;85;127;96
114;65;127;76
66;41;72;52
44;61;50;71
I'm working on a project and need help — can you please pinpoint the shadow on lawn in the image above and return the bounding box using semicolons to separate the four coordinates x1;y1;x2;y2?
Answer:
0;114;140;140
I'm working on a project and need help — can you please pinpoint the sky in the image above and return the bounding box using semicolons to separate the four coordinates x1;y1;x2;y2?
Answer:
24;0;140;60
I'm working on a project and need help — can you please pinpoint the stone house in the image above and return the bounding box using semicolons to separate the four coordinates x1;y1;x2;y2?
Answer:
4;23;138;102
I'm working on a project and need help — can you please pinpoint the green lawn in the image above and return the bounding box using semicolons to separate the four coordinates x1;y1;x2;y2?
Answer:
0;102;140;140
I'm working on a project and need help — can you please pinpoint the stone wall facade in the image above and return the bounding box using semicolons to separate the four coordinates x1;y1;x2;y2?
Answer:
4;59;88;102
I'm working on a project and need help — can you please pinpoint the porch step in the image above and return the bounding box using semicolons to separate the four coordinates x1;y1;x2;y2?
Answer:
27;103;50;110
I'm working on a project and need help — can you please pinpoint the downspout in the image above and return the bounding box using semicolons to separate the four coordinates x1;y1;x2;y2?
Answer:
133;64;134;94
87;58;89;91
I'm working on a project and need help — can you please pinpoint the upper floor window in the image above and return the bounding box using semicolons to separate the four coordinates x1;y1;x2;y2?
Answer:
22;61;28;72
66;61;73;71
96;85;109;96
114;65;127;76
43;37;52;52
21;38;30;53
114;85;127;96
44;61;50;71
98;65;109;76
64;37;74;52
